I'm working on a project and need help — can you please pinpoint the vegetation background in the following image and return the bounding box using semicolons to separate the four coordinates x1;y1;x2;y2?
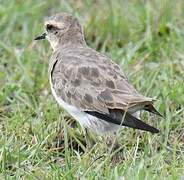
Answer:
0;0;184;179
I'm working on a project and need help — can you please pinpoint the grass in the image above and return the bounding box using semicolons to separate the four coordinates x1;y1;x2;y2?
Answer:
0;0;184;179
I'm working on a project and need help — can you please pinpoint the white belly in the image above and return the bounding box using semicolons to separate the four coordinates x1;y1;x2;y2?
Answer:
50;83;120;134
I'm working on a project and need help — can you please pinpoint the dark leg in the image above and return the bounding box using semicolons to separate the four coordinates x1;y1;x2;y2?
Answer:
106;132;120;154
106;132;124;164
84;128;95;149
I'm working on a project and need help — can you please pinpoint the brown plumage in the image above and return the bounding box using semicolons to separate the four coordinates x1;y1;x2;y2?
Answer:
35;13;162;134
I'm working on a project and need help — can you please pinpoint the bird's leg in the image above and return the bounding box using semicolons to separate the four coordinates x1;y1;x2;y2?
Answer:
83;128;95;150
106;132;120;154
105;132;125;164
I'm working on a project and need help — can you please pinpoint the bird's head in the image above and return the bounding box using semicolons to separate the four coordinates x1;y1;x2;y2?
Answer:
35;13;85;50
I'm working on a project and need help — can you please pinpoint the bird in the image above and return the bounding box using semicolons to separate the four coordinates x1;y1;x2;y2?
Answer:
34;13;162;135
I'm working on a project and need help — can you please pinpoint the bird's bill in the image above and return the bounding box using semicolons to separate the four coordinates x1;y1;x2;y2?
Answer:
34;33;47;40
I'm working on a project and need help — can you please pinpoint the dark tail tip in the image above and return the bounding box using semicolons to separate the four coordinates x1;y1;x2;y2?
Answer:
122;112;160;133
144;104;163;117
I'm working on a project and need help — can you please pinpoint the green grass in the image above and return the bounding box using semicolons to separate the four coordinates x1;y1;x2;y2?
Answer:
0;0;184;179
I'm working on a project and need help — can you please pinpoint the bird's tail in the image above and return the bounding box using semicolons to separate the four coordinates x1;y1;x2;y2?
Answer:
121;112;159;133
85;110;159;133
144;104;163;117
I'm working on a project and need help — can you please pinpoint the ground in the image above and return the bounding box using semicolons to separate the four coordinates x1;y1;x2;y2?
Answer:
0;0;184;179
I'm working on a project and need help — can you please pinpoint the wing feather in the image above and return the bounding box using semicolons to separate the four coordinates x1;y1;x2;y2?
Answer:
50;47;155;115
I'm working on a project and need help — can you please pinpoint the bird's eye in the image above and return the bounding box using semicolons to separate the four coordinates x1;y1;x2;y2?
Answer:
46;24;54;31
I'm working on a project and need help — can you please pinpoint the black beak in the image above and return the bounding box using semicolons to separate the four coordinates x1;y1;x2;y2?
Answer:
34;33;47;40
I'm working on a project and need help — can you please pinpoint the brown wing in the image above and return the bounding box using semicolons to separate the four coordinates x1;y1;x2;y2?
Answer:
50;47;153;114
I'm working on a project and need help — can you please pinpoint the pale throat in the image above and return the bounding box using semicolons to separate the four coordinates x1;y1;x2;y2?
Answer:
49;39;59;50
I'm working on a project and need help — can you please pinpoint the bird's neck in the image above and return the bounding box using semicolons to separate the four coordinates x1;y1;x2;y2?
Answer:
58;29;86;49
